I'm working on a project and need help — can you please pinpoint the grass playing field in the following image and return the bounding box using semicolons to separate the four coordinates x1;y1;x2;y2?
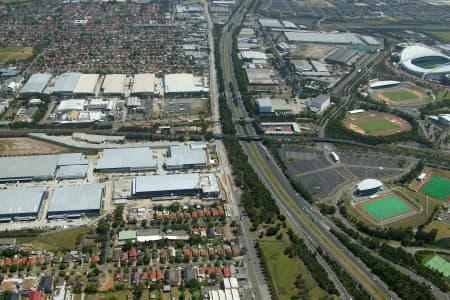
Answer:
381;90;420;102
429;31;450;42
358;193;416;222
424;255;450;278
354;117;400;134
420;174;450;203
0;47;33;63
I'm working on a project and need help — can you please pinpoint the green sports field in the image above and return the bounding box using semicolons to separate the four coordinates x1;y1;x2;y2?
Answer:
381;90;420;102
424;255;450;278
420;174;450;203
355;118;400;134
358;194;415;222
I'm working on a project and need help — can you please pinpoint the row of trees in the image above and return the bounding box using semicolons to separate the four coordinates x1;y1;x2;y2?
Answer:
333;218;448;292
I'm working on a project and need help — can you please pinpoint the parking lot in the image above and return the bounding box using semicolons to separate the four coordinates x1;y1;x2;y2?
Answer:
280;148;331;173
297;167;346;196
165;102;191;115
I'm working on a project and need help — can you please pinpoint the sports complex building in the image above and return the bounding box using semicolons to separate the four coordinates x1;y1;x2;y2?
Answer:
47;184;104;219
0;187;46;222
356;179;383;196
131;173;220;200
398;45;450;82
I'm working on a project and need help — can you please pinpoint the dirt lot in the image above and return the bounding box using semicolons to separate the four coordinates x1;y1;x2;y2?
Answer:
98;273;114;292
0;137;70;156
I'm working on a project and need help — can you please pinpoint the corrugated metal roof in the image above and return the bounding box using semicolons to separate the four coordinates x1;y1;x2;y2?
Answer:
48;184;103;213
58;153;89;166
165;145;206;169
73;74;99;95
133;173;200;193
284;31;363;44
52;72;81;94
56;165;88;179
0;155;59;181
19;73;52;94
119;230;137;240
95;147;157;171
132;73;155;94
102;74;126;95
0;187;45;216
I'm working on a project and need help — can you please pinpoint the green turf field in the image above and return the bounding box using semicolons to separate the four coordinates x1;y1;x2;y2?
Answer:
358;194;415;222
424;255;450;278
420;174;450;202
354;117;400;134
381;90;420;102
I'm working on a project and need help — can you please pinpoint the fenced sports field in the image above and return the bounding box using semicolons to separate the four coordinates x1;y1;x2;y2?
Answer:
356;193;417;223
418;173;450;203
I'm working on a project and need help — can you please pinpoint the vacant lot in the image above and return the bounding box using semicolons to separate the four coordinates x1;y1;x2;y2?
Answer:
86;290;129;300
17;227;91;250
0;47;32;63
429;31;450;42
382;90;421;102
0;137;70;156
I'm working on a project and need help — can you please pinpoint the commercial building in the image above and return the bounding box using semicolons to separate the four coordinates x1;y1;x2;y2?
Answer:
56;99;86;115
0;187;46;222
132;73;156;96
19;73;52;95
399;45;450;81
325;48;360;66
240;51;267;61
52;72;81;95
132;173;219;199
310;94;331;113
261;122;300;135
165;145;207;170
95;147;157;173
47;184;104;219
102;74;127;96
291;59;313;72
256;98;292;114
356;179;383;196
164;73;208;95
284;31;363;45
73;74;100;95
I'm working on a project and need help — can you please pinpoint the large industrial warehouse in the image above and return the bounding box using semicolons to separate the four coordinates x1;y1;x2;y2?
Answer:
52;72;81;94
0;153;89;182
95;147;157;172
102;74;127;96
131;173;219;199
19;73;52;95
164;73;209;95
47;184;104;219
165;145;208;170
132;73;156;96
0;187;46;222
73;74;100;95
284;31;364;45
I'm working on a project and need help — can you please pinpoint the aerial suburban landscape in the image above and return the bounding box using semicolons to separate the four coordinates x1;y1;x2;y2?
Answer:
0;0;448;299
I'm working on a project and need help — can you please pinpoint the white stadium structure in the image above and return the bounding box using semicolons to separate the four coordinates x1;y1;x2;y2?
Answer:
399;45;450;82
356;179;383;196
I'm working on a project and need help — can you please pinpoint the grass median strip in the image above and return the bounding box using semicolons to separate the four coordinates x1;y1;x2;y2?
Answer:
247;142;386;300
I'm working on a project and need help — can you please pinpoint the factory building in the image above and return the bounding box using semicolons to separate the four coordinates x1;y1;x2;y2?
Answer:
256;98;292;114
47;184;104;219
325;48;360;66
0;187;46;222
56;99;87;116
73;74;100;95
56;165;89;180
0;153;88;182
310;94;331;114
102;74;127;96
19;73;52;95
95;147;157;173
164;145;208;170
51;72;81;95
164;73;209;95
132;74;156;96
284;31;363;45
131;173;220;199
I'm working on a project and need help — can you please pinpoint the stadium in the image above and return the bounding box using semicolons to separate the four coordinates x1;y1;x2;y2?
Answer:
368;81;429;105
398;45;450;82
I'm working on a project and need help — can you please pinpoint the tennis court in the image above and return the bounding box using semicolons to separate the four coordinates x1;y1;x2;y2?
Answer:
357;193;416;223
424;255;450;278
419;173;450;203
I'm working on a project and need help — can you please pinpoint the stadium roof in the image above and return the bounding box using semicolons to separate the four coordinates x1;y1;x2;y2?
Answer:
164;73;208;94
48;184;103;214
284;31;363;45
357;179;383;191
165;145;207;168
52;72;81;94
95;147;157;171
132;73;156;94
133;173;201;194
19;73;52;94
369;81;401;89
73;74;100;95
102;74;126;95
399;45;450;76
0;187;45;216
